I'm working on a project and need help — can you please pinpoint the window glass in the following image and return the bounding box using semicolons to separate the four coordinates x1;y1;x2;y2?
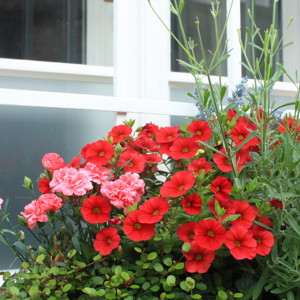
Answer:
171;0;227;76
0;106;115;269
240;0;282;78
0;0;113;66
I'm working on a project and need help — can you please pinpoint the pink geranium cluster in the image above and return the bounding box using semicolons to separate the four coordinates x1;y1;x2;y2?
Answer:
21;194;63;229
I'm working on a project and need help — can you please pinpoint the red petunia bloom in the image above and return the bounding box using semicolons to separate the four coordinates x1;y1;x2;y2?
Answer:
213;149;251;173
225;225;257;260
84;140;114;167
80;195;111;224
134;137;159;152
93;227;121;256
194;219;226;251
231;200;256;229
123;210;155;241
158;141;174;156
177;221;197;243
117;150;146;173
160;171;195;198
208;198;236;222
251;225;274;256
156;126;181;143
181;193;202;215
187;120;212;142
230;122;259;150
278;117;300;134
268;198;283;209
188;158;212;176
108;124;132;144
142;154;163;165
210;176;232;200
65;156;81;168
183;242;215;274
138;123;159;138
137;197;170;224
169;137;198;160
38;177;51;194
253;207;273;228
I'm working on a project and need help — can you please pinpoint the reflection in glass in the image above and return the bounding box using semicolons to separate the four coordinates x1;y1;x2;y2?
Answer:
171;0;227;76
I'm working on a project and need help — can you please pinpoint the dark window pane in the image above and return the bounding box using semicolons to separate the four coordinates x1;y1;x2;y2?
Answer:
240;0;282;78
0;0;86;63
0;106;115;269
171;0;227;76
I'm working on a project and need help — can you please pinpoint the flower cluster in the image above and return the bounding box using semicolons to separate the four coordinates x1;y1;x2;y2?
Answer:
15;110;292;276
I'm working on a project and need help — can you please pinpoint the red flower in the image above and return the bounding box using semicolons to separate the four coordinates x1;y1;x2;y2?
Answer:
213;149;233;172
210;176;232;200
188;158;212;175
253;207;273;228
94;227;121;256
208;198;236;221
177;222;197;243
213;149;251;172
108;124;132;144
160;171;195;198
231;200;256;229
225;226;257;260
268;198;283;209
138;123;159;138
181;193;202;215
158;141;174;156
251;225;274;256
80;195;111;224
42;153;65;171
134;137;159;152
65;156;81;168
187;120;212;142
183;242;215;274
84;140;114;167
194;219;226;251
38;177;51;194
123;210;155;241
142;154;163;165
117;150;145;173
156;126;181;143
170;137;198;160
278;117;300;134
137;197;170;224
230;122;259;149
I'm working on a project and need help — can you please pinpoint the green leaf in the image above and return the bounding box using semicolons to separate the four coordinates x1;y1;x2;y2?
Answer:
115;266;122;275
186;277;195;289
180;281;191;292
36;254;45;263
23;176;33;191
163;257;172;267
13;241;30;254
167;275;176;287
252;269;268;300
178;0;185;15
129;285;140;289
9;286;20;296
147;252;157;260
154;263;164;272
134;247;143;253
286;216;300;236
142;281;150;291
191;295;202;299
233;293;244;299
218;290;228;300
121;272;130;281
21;262;29;269
63;284;72;292
182;242;190;252
67;249;76;258
29;285;39;296
175;262;185;270
196;283;207;291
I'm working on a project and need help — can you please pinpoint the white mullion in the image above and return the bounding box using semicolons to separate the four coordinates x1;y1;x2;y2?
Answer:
226;0;242;94
113;0;170;127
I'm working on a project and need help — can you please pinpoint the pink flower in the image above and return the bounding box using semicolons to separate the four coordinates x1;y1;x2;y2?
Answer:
50;167;93;196
21;200;48;229
83;163;112;185
0;198;4;209
101;173;145;209
42;153;65;171
37;194;63;212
